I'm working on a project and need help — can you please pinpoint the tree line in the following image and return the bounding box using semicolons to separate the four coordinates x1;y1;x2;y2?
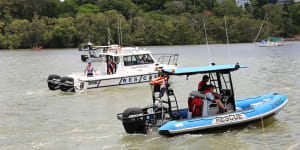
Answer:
0;0;299;49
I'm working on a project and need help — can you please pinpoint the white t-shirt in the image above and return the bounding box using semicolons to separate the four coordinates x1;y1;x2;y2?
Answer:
205;92;215;106
205;92;214;101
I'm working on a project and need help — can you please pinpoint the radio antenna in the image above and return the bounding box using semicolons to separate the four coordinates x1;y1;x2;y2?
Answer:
224;16;231;64
202;17;212;65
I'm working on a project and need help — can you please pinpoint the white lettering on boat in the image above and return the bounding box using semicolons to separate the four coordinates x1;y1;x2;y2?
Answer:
121;74;158;84
270;98;284;109
175;123;183;127
212;113;247;125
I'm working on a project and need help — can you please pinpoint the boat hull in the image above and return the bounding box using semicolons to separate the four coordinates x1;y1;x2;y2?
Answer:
158;93;288;136
70;73;159;92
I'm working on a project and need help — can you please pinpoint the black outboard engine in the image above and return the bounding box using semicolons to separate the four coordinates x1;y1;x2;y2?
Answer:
122;108;147;134
81;55;89;62
47;74;61;90
60;76;75;92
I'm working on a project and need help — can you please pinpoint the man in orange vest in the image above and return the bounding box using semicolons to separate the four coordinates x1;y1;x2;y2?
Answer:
84;61;96;77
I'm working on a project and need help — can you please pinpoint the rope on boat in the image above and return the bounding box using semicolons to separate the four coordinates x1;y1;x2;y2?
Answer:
224;16;231;64
202;17;212;65
253;16;266;45
260;106;267;150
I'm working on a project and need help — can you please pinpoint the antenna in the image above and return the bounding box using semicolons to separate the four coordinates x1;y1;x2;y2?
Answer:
224;16;231;64
107;19;111;46
118;14;121;48
120;16;123;47
202;17;212;65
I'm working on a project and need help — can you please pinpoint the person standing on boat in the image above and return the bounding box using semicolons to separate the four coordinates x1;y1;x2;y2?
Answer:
204;85;227;113
198;75;209;91
84;61;96;77
107;59;114;75
159;75;168;98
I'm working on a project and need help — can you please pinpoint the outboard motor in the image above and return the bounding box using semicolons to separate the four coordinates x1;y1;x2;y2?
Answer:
47;74;61;90
122;108;147;134
81;55;89;62
60;76;75;92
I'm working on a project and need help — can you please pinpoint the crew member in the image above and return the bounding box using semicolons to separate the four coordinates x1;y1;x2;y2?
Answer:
204;84;227;113
107;59;114;75
84;61;96;77
159;75;168;98
198;75;209;91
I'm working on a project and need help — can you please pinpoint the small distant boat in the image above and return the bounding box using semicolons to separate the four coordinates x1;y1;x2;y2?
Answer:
78;42;96;51
117;64;288;136
33;46;43;50
259;37;283;47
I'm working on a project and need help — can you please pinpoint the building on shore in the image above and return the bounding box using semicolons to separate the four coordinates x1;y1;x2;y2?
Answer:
236;0;250;9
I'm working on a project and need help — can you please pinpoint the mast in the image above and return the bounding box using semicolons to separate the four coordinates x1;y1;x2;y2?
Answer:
107;19;111;46
117;14;123;49
253;16;266;44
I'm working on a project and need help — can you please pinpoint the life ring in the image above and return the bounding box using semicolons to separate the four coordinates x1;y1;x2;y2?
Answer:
150;76;168;85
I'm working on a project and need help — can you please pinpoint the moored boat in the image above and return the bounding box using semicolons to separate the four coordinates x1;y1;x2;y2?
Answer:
117;64;288;136
259;37;284;47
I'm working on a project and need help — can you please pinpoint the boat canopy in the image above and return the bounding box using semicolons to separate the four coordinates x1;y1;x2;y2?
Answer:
163;64;247;75
267;37;281;40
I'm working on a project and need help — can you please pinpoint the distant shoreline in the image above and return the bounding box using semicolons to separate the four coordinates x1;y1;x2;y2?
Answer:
1;40;300;50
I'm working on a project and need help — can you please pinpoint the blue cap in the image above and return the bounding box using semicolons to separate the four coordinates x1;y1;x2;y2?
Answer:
88;60;92;64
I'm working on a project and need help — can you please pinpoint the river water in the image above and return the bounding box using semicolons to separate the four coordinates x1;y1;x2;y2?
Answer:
0;42;299;150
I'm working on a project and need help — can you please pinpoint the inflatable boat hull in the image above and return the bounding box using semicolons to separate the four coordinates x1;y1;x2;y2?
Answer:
158;93;288;136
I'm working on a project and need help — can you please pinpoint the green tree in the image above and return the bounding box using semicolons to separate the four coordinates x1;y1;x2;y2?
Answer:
50;17;77;47
78;4;101;13
4;19;31;49
250;0;269;19
289;3;300;26
97;0;138;19
29;14;49;47
213;0;243;17
263;3;287;36
58;0;78;17
163;1;186;15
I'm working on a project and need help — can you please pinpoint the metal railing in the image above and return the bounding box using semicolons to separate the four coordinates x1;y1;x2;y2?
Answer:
153;54;179;66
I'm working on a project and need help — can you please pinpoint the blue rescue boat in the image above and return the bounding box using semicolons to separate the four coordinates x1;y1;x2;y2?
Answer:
117;63;288;136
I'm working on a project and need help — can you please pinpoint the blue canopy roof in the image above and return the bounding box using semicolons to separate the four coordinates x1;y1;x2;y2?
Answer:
163;64;247;75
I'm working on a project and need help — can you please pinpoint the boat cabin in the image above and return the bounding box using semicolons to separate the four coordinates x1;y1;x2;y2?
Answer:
156;64;247;120
91;45;178;76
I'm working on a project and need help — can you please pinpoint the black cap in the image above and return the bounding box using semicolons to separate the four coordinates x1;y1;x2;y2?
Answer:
203;75;209;80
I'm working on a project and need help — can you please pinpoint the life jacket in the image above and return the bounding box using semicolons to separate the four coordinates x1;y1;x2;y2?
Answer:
198;81;204;91
203;89;210;94
161;78;166;88
108;61;114;69
87;66;94;74
188;97;202;116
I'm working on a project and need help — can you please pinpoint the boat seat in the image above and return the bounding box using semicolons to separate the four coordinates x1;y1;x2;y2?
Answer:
209;103;217;108
189;91;206;99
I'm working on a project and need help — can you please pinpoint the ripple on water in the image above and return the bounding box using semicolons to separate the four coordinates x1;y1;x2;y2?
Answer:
1;43;300;150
